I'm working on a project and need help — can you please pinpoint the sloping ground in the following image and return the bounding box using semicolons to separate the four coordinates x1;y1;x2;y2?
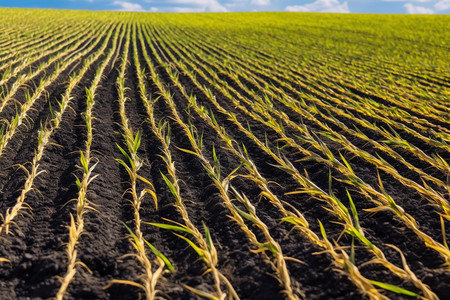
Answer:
0;9;449;300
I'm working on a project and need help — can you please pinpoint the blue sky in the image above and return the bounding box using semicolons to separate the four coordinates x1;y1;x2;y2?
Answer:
0;0;449;14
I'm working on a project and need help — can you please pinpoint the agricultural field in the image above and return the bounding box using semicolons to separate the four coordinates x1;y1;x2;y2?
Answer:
0;7;449;300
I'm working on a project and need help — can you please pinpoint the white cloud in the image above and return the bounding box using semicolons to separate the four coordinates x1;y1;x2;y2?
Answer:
286;5;309;12
251;0;271;5
225;2;238;7
435;0;450;10
112;1;145;11
159;0;228;12
404;4;434;13
382;0;431;2
286;0;350;13
173;6;203;12
224;0;247;8
149;6;159;12
404;3;434;13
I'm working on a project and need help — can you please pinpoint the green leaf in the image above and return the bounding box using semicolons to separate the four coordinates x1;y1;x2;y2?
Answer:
328;168;333;197
142;239;174;271
147;222;193;235
173;233;205;259
115;158;132;177
281;216;307;228
133;131;141;152
122;222;141;249
258;242;278;255
346;189;360;231
441;216;448;250
80;151;88;174
165;123;171;145
116;143;133;167
339;152;354;175
210;110;218;127
268;163;295;175
85;87;93;104
122;223;174;271
198;130;204;150
318;220;328;241
203;222;213;252
242;143;249;160
212;145;220;176
49;99;55;119
319;131;338;142
232;203;258;224
135;174;152;188
346;227;374;252
285;189;323;196
368;280;419;298
161;172;178;199
74;175;81;190
184;285;219;300
176;146;199;157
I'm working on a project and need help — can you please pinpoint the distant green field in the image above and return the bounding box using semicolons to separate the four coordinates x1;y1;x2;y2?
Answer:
0;8;449;300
